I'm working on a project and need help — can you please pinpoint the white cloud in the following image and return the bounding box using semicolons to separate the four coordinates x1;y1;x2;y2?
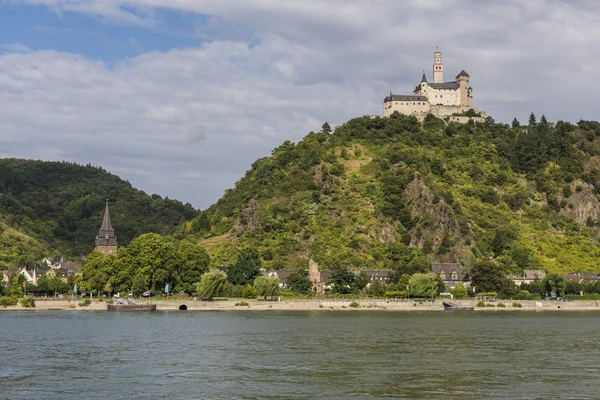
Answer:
2;0;600;208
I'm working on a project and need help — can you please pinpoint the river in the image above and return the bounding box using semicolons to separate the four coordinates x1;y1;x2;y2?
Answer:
1;310;599;399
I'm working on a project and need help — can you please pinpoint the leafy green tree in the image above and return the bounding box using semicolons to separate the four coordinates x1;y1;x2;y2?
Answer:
366;279;386;297
452;282;467;299
321;122;332;134
511;118;520;129
253;276;280;298
354;271;370;291
131;273;148;296
287;271;311;294
173;240;210;294
470;260;507;294
543;273;566;297
408;273;439;298
242;284;257;299
528;112;537;127
227;248;261;286
330;265;356;294
196;271;228;300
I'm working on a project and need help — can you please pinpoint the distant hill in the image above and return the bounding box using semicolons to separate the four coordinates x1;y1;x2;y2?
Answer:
181;114;600;275
0;159;197;267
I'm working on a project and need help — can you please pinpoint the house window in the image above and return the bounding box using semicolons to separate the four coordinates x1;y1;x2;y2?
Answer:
439;271;446;280
451;270;458;280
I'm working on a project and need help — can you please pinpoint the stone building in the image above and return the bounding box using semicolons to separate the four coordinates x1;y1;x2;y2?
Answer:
308;259;331;294
431;263;464;289
95;201;118;256
383;50;486;123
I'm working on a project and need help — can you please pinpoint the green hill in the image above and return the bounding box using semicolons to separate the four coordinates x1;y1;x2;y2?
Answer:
0;159;197;267
181;114;600;276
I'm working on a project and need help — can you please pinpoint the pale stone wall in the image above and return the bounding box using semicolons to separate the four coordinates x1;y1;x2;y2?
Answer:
383;99;431;117
96;245;117;256
418;83;460;106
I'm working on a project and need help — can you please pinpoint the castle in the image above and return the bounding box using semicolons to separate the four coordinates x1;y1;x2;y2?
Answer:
383;50;486;123
95;200;118;256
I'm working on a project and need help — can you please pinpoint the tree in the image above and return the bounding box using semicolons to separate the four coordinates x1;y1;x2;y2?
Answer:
452;282;467;299
287;271;311;294
543;273;566;297
354;271;370;291
408;273;439;298
242;284;257;299
173;240;210;294
131;273;148;296
470;260;506;294
196;271;228;300
366;279;386;297
330;265;356;294
321;122;332;134
528;112;537;127
227;248;261;286
511;118;520;129
253;276;280;298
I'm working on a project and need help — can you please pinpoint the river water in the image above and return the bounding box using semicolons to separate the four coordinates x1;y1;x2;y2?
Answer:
1;310;599;399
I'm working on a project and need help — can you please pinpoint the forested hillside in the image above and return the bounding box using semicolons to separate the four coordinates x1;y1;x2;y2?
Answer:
0;159;197;267
180;114;600;276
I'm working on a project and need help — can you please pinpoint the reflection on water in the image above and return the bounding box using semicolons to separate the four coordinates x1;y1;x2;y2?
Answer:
1;311;599;399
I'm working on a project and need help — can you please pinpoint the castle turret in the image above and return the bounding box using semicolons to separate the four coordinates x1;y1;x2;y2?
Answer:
433;50;443;83
455;70;470;107
95;200;118;256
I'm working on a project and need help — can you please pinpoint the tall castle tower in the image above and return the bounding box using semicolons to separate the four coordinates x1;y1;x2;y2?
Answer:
433;50;443;83
95;200;118;256
456;70;470;106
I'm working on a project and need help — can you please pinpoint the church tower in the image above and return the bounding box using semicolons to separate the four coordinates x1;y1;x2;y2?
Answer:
433;50;444;83
95;200;118;256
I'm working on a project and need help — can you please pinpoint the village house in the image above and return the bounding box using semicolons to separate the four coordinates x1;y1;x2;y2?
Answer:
563;272;599;284
430;263;466;289
511;270;547;286
354;270;390;284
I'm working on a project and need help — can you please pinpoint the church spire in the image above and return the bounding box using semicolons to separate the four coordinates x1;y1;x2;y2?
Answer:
95;199;117;255
100;199;113;232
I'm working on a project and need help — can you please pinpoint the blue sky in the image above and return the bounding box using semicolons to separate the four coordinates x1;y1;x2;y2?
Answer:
1;0;600;209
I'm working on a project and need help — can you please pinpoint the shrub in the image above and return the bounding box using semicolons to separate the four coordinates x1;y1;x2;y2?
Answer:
497;302;506;308
530;293;542;300
0;296;19;307
107;299;114;304
486;304;496;307
349;301;360;308
477;301;486;307
242;285;258;299
79;298;91;307
512;302;522;308
20;296;35;308
234;301;250;307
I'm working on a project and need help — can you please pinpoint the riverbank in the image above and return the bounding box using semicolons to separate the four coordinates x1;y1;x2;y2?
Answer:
3;298;600;311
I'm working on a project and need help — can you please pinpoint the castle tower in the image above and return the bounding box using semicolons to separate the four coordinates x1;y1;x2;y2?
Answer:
95;200;118;256
433;50;443;83
455;70;470;107
308;258;322;294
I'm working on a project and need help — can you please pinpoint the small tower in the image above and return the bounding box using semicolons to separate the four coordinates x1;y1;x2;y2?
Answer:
455;70;470;107
95;200;118;256
433;50;444;83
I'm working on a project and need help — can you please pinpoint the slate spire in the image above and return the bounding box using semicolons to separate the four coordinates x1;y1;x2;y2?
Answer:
95;200;117;249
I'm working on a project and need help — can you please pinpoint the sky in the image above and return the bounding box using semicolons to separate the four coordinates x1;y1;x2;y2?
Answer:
1;0;599;209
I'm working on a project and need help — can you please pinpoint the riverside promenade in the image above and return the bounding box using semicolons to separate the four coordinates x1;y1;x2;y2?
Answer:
3;298;600;311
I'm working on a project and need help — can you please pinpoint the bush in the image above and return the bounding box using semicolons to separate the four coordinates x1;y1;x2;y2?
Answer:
20;296;35;308
497;302;506;308
530;293;542;300
107;299;114;304
477;301;486;307
78;298;91;307
241;285;258;299
349;301;360;308
0;296;18;307
235;301;250;307
486;304;496;307
512;302;522;308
